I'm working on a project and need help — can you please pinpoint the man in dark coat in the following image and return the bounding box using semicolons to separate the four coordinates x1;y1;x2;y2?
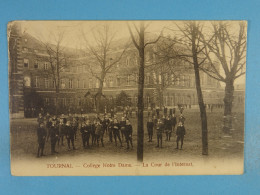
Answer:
113;118;122;147
58;118;65;146
171;113;177;138
65;121;76;150
147;118;154;142
37;113;44;127
95;120;104;147
49;120;59;154
125;119;133;149
164;116;172;141
108;118;114;143
37;122;47;157
84;120;92;148
45;117;52;142
175;122;186;149
120;116;126;141
179;114;186;125
156;119;164;148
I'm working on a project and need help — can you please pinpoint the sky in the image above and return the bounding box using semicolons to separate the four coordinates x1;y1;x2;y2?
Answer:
18;20;246;85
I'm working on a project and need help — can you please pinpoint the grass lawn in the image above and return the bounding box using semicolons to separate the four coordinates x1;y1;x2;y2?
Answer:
10;108;244;163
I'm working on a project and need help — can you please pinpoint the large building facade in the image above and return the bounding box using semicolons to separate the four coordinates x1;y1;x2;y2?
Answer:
9;24;245;118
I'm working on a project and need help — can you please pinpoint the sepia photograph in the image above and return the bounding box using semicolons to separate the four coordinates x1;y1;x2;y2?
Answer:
8;20;246;176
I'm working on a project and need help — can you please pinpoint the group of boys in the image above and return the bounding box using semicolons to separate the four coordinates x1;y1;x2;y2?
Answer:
146;113;186;149
36;112;134;158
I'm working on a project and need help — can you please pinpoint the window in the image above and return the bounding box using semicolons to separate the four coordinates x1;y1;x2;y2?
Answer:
135;73;138;84
181;75;185;86
186;76;190;87
159;74;162;84
24;76;31;87
78;98;81;106
103;79;107;87
45;98;49;105
126;58;129;66
34;76;39;87
52;80;56;88
34;61;38;69
83;79;87;88
89;78;92;88
176;77;180;86
44;78;49;88
77;79;80;88
61;79;65;89
24;59;29;68
109;77;113;87
116;76;120;86
126;75;130;85
84;65;87;72
95;79;99;88
171;74;175;85
69;79;73;89
44;62;48;70
147;96;150;104
62;98;66;107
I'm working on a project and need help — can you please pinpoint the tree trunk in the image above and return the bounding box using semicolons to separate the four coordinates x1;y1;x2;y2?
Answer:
137;22;145;162
96;81;104;114
192;28;208;155
223;78;234;134
194;65;208;155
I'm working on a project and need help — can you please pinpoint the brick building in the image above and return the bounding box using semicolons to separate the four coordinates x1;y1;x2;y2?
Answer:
9;24;244;118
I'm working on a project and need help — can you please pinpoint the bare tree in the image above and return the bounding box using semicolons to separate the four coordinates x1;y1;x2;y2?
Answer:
200;21;247;133
36;31;70;114
127;21;162;161
81;23;129;113
167;21;209;155
150;38;187;108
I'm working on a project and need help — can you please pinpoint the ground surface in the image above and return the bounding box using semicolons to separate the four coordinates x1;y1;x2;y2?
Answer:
10;108;244;164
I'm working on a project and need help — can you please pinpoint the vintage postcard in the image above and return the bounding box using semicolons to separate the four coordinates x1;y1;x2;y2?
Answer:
8;20;246;176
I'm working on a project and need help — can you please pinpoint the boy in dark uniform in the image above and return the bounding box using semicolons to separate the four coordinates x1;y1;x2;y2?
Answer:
49;120;59;154
95;120;104;147
84;120;92;148
179;114;186;125
171;113;177;133
156;119;164;148
46;117;52;142
91;120;96;145
175;122;186;149
37;113;44;127
37;122;47;157
80;121;87;148
120;116;126;141
147;118;154;142
125;119;133;149
113;118;122;147
72;117;78;140
164;116;172;141
65;121;76;150
108;118;114;142
58;118;65;146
